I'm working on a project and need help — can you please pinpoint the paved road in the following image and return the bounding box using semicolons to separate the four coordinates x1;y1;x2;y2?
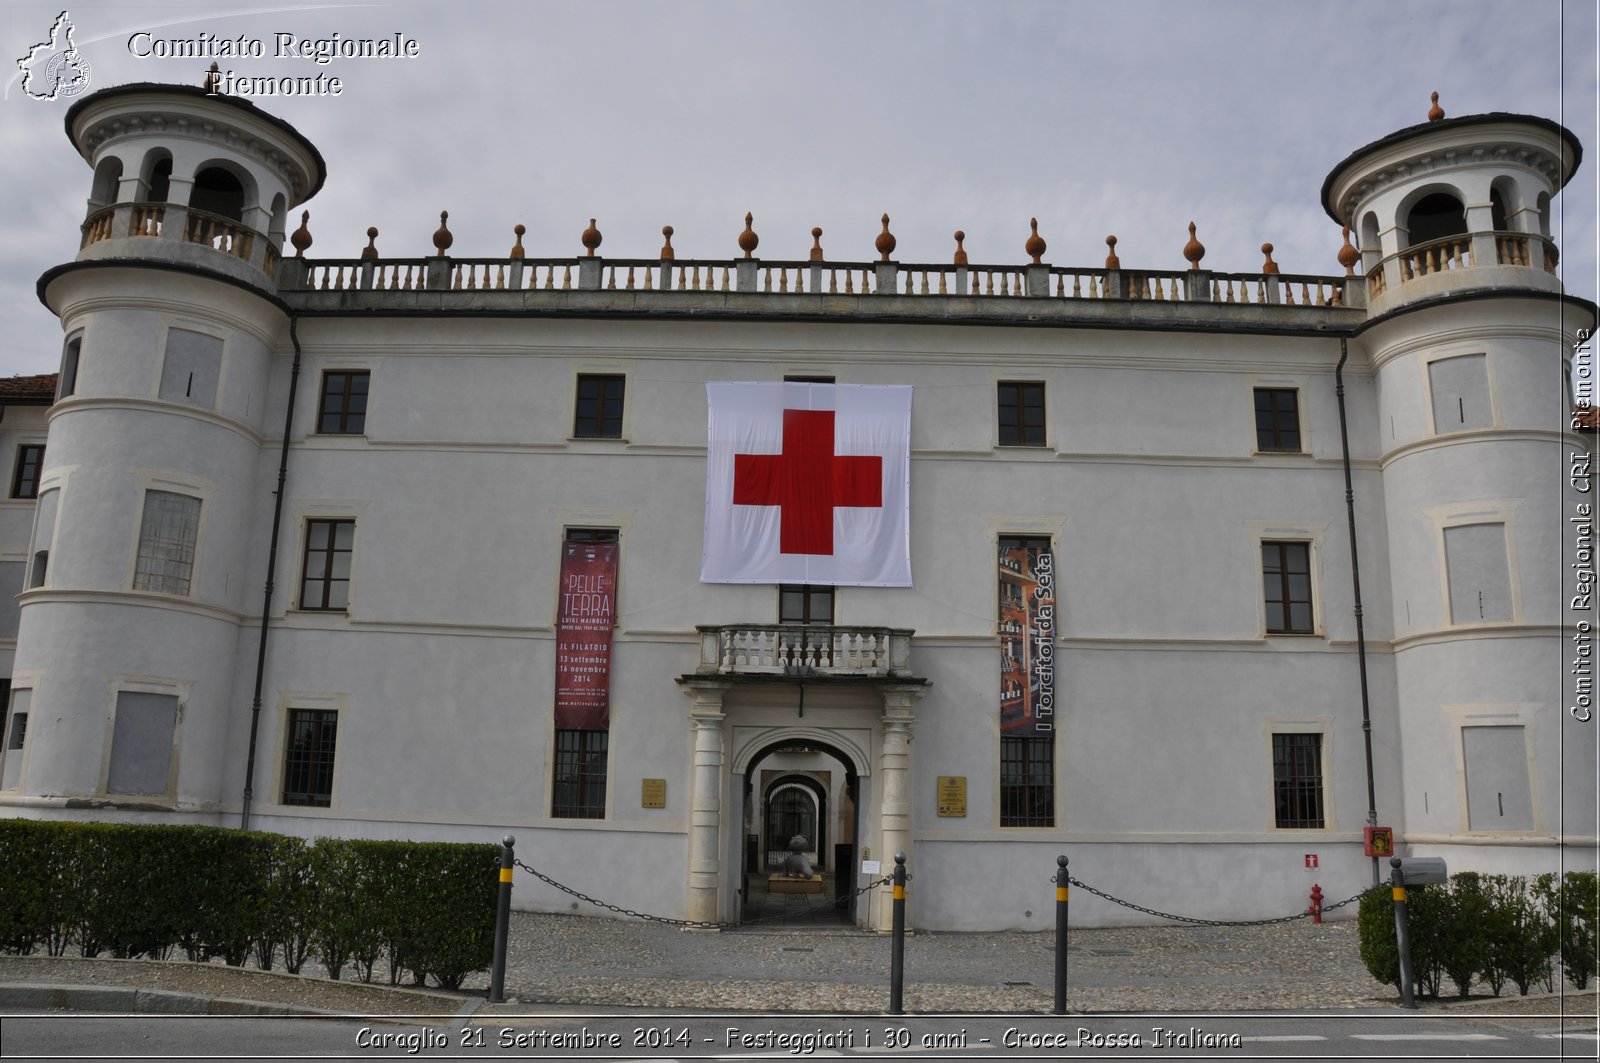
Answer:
2;1009;1596;1061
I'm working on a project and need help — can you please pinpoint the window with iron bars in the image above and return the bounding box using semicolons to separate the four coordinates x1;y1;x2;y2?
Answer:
1000;735;1054;827
553;729;608;818
282;708;337;807
1272;732;1325;828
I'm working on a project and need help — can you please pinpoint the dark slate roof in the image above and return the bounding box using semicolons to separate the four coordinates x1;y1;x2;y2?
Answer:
0;374;58;403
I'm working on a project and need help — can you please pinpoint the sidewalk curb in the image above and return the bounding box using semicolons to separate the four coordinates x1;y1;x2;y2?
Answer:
0;983;327;1016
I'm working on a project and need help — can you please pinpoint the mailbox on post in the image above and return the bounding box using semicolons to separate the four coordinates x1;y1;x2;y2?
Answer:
1395;856;1448;885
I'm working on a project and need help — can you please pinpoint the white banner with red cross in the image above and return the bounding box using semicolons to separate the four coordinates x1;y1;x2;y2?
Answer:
701;382;911;586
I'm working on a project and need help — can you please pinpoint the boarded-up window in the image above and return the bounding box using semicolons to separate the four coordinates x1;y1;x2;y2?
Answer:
158;328;222;409
1429;354;1492;432
1;688;28;790
133;491;200;596
1444;523;1513;624
0;561;22;639
106;691;178;795
1462;725;1532;831
30;489;59;590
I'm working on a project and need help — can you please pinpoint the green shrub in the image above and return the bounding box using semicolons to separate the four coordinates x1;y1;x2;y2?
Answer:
1358;880;1446;998
1484;875;1556;996
0;820;51;954
1533;871;1597;990
1439;873;1491;998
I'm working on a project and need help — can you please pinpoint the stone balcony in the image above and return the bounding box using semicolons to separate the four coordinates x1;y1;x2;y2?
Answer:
694;624;915;679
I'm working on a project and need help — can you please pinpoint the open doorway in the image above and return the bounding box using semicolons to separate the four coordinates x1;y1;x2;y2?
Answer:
739;738;859;927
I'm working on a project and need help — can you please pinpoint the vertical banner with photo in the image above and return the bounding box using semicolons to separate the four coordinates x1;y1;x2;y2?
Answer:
555;540;617;731
999;543;1056;735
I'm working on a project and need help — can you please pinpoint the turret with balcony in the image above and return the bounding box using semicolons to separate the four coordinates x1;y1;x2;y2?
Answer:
66;74;325;292
1322;93;1579;315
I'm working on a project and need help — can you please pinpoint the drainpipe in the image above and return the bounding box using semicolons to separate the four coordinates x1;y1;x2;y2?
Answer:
240;315;302;830
1336;336;1380;887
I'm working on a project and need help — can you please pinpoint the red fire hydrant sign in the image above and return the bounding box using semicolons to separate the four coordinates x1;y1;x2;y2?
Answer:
1304;854;1318;868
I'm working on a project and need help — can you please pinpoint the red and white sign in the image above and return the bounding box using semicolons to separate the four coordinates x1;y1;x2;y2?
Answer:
701;382;911;586
1304;854;1319;869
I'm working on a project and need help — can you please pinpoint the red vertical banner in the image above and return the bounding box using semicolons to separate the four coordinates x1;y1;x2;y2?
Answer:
999;543;1056;736
555;540;617;731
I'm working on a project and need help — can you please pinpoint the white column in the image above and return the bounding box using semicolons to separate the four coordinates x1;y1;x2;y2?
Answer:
876;683;925;931
681;680;731;925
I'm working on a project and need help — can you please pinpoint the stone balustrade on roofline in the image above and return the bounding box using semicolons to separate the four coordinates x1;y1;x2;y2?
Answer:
271;251;1368;327
696;625;915;679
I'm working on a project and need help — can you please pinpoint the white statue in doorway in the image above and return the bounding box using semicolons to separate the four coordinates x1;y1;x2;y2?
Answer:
781;834;815;878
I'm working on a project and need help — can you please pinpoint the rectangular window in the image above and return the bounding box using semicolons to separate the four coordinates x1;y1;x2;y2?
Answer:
1462;725;1532;831
1272;732;1325;828
997;382;1046;447
564;527;619;543
1262;541;1313;634
1429;354;1492;432
106;691;178;796
552;729;608;818
58;336;80;399
11;445;44;499
317;370;369;434
779;584;834;624
1;688;27;790
1000;736;1054;827
300;519;354;611
282;708;338;807
574;374;625;439
785;374;836;384
133;490;201;596
1444;523;1513;624
1254;388;1302;452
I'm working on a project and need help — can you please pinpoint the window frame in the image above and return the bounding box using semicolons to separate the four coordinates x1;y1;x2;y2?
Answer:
10;445;45;500
1270;731;1326;829
1261;540;1315;635
999;735;1055;828
996;381;1047;448
779;584;834;625
1253;387;1302;453
573;373;626;440
299;517;355;612
552;728;608;819
316;369;369;435
281;707;339;807
58;334;81;400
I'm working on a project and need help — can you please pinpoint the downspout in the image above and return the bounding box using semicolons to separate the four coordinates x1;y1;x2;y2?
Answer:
240;315;302;830
1336;336;1381;887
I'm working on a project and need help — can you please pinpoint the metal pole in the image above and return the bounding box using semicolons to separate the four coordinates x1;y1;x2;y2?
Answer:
1053;855;1069;1015
489;835;515;1004
888;852;906;1015
1389;857;1416;1009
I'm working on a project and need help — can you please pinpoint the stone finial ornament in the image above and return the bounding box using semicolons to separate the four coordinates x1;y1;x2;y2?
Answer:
361;226;380;261
1182;221;1205;270
290;211;313;257
953;231;968;266
1428;91;1445;122
660;225;675;260
738;212;759;258
1025;218;1047;264
432;211;453;257
510;224;526;260
875;214;896;261
1104;234;1120;270
581;218;602;256
1260;242;1279;274
809;227;825;262
1337;225;1360;275
204;61;221;93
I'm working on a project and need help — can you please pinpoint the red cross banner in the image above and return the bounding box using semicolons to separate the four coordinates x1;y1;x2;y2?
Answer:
701;382;911;586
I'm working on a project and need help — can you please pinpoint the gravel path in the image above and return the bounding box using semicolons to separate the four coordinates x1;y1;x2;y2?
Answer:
4;911;1596;1017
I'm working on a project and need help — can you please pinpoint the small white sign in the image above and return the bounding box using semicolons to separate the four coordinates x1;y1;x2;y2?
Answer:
861;860;881;875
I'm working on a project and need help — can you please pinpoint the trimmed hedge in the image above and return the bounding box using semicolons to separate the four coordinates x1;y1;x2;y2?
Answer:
0;820;496;989
1359;870;1594;999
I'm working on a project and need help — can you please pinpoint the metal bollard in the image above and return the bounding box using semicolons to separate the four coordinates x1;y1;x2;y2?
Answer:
1389;856;1417;1009
888;853;907;1015
489;835;515;1004
1053;855;1069;1015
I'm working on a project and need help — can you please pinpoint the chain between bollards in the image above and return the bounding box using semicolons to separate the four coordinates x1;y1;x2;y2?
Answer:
1389;856;1417;1009
1053;854;1069;1015
489;835;515;1004
888;852;907;1015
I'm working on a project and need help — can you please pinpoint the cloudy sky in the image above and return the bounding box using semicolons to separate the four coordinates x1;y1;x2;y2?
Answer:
1;0;1595;380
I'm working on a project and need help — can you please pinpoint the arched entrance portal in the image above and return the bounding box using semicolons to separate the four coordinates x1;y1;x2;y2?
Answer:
741;736;860;926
